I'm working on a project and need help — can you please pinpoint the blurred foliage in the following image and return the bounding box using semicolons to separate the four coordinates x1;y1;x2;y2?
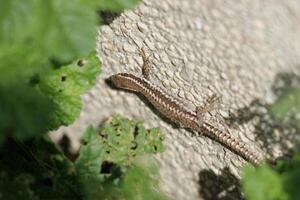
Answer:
242;164;288;200
0;1;169;200
0;0;97;85
0;0;139;143
0;53;100;144
269;87;300;129
243;156;300;200
0;115;168;200
84;0;140;11
0;0;139;70
0;0;134;96
242;86;300;200
0;84;53;143
77;116;168;200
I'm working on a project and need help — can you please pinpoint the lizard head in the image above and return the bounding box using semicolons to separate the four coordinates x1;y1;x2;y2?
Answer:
108;73;140;92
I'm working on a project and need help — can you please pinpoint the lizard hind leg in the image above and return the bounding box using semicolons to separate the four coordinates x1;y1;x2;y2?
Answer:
119;28;152;80
139;47;152;80
195;94;221;125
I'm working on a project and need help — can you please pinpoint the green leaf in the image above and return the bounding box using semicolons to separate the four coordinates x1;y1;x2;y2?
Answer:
38;53;101;129
37;0;98;62
242;164;288;200
269;87;300;128
0;0;38;45
100;116;137;165
0;135;79;199
0;0;99;63
75;126;106;199
135;125;165;154
83;0;141;12
245;86;300;200
0;116;168;199
99;115;165;166
276;155;300;200
0;40;50;86
76;118;168;200
76;126;104;178
0;84;53;143
121;156;169;200
0;172;39;200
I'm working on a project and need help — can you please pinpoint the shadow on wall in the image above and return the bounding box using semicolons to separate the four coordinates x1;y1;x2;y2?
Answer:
225;72;300;163
198;167;244;200
98;10;121;25
198;72;300;200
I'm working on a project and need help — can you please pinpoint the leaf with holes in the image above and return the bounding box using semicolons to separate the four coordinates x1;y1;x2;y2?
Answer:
74;116;168;199
38;52;101;129
99;115;165;166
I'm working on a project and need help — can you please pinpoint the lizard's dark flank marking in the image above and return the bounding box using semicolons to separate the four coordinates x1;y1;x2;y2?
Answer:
109;72;263;166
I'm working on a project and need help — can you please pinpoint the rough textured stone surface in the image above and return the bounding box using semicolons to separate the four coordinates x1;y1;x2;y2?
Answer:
51;0;300;199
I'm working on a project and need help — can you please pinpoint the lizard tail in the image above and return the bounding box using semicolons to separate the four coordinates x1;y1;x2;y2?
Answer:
199;122;263;166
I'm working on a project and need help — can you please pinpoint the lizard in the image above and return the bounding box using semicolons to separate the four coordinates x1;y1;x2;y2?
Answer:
108;48;263;166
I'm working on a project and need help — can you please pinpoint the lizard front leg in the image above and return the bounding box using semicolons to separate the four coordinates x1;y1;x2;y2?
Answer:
195;94;220;125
